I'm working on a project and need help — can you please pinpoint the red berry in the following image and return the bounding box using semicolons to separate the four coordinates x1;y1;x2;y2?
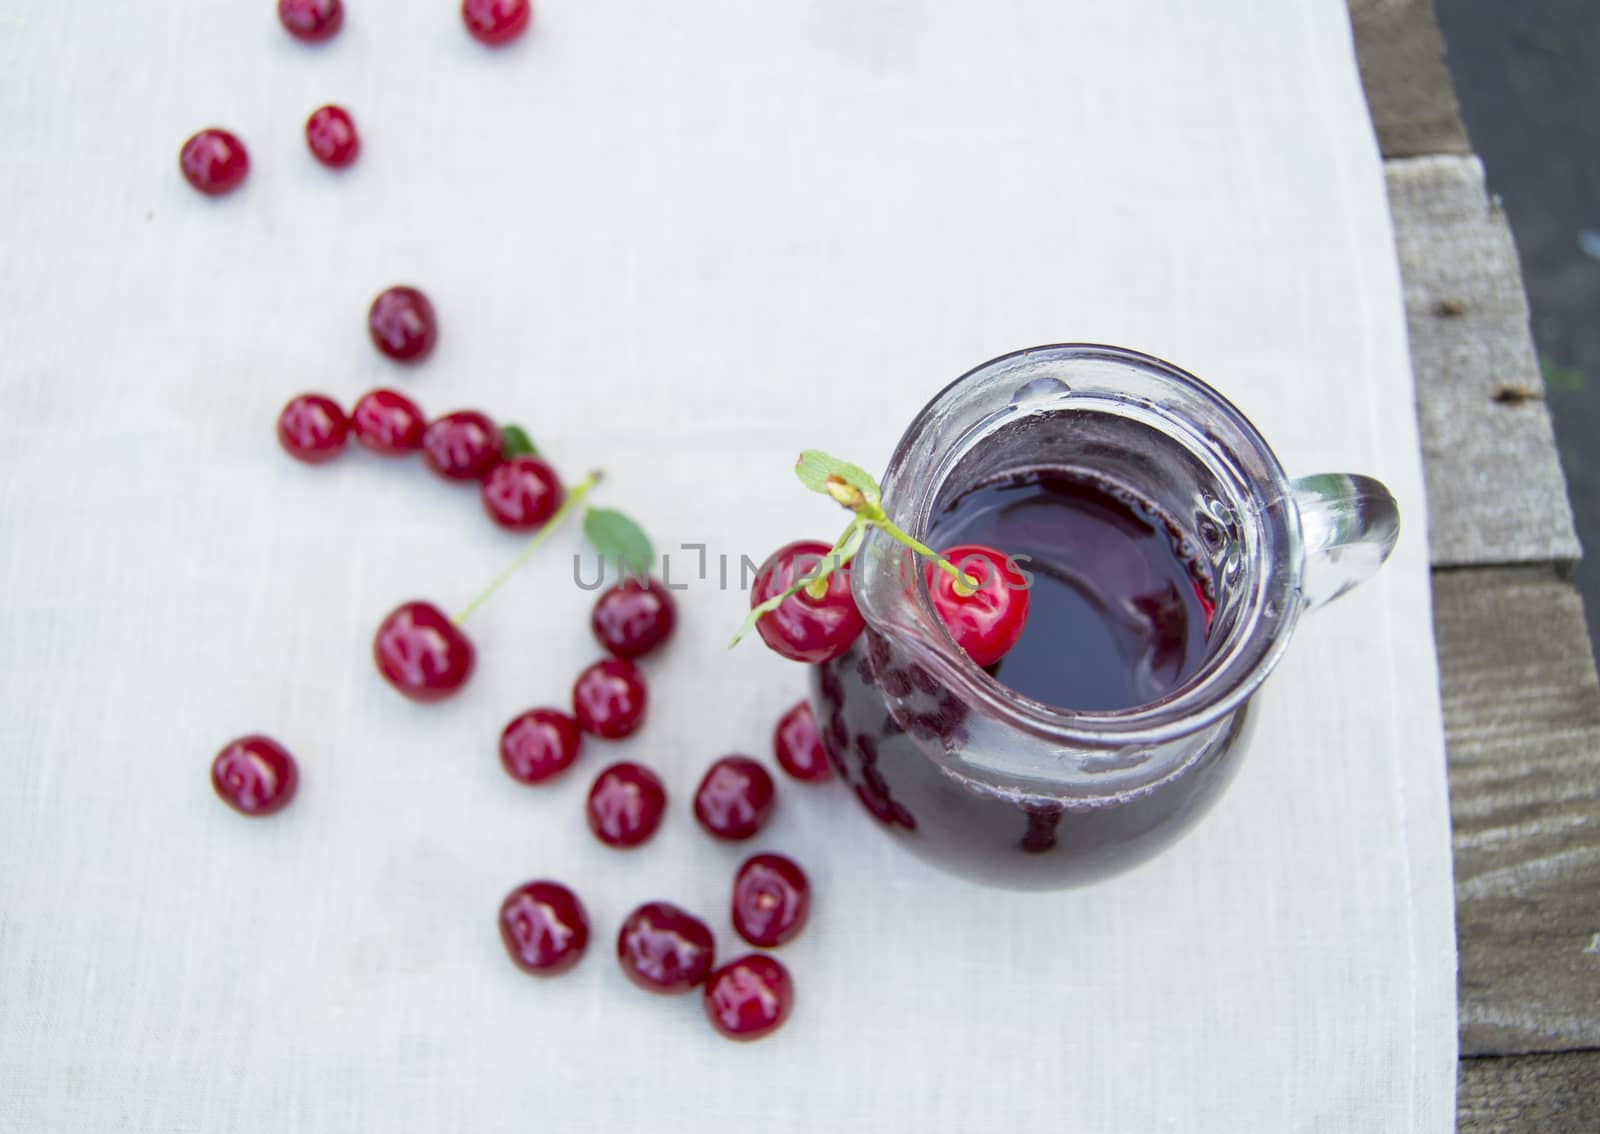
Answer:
211;735;299;817
731;854;810;948
422;411;501;481
591;578;676;660
305;105;360;168
276;393;348;463
499;708;582;785
693;756;776;841
179;128;250;196
586;761;666;848
616;902;716;994
482;455;564;531
703;954;794;1042
572;659;647;739
350;389;426;455
373;601;476;702
279;0;343;41
498;880;589;976
368;286;438;363
926;544;1032;668
462;0;531;46
750;540;863;663
772;700;832;782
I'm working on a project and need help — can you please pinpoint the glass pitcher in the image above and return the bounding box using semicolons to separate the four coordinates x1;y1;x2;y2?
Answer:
810;344;1400;889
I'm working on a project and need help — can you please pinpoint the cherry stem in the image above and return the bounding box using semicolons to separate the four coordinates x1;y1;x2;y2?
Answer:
453;471;603;625
857;503;979;594
802;519;861;600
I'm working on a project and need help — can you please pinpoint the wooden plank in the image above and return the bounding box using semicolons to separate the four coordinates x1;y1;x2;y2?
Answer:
1344;3;1599;1122
1386;155;1582;568
1348;0;1472;158
1435;566;1600;1056
1459;1052;1600;1133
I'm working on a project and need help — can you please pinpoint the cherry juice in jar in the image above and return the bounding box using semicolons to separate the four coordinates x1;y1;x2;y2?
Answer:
813;467;1246;888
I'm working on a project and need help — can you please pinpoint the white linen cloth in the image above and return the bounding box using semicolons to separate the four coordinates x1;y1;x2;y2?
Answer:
0;1;1457;1130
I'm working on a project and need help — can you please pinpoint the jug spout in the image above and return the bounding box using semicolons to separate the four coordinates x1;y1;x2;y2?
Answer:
849;525;967;685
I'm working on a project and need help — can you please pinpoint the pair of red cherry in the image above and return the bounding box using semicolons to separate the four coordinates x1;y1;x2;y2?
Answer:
180;79;359;191
751;539;1032;669
499;855;805;1041
180;107;357;197
589;741;823;852
580;753;780;851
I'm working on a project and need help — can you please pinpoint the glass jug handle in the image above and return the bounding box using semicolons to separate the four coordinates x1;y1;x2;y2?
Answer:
1290;474;1401;610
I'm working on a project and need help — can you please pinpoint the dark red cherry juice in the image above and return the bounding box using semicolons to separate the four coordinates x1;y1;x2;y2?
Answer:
812;467;1241;889
927;470;1213;710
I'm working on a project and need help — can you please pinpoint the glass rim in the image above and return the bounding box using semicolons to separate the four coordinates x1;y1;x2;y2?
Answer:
861;343;1306;748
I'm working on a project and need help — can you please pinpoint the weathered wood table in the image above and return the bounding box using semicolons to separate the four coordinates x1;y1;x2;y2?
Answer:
1349;2;1599;1128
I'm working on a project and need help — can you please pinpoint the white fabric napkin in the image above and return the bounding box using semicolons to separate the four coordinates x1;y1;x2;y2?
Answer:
0;1;1456;1130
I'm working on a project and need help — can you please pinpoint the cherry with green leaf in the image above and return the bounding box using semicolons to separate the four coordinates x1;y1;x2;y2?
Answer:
476;423;569;534
734;450;1031;669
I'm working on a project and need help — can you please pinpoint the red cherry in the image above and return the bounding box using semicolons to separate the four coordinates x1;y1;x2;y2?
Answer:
591;578;676;660
373;601;475;702
211;735;299;817
572;659;647;739
422;411;501;481
498;880;589;975
926;544;1032;668
350;389;426;455
693;756;776;842
616;902;716;994
179;129;250;196
586;761;667;848
499;708;582;784
772;700;832;782
462;0;531;46
750;540;863;663
305;105;360;168
731;854;811;948
482;455;564;531
703;954;794;1042
276;393;348;463
368;286;438;363
278;0;343;41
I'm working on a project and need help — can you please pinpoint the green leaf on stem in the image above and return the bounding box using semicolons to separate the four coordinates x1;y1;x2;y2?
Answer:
501;425;538;459
584;507;653;578
794;450;880;506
